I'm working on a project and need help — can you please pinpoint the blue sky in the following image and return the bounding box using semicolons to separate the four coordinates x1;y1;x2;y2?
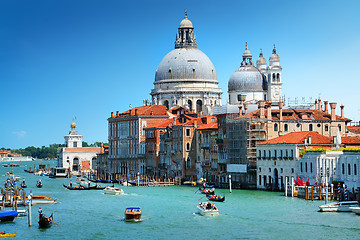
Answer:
1;0;359;149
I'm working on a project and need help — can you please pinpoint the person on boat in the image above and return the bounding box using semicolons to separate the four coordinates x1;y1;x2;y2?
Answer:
88;181;91;188
69;180;72;187
206;202;211;210
22;178;25;184
38;207;43;218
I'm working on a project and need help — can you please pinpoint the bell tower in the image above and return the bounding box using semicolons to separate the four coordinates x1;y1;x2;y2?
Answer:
64;120;83;148
267;45;282;104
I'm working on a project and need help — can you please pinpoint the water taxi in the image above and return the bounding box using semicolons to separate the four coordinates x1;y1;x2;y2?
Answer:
28;196;57;205
350;206;360;215
197;202;219;216
49;167;68;178
0;232;17;238
104;186;124;195
125;207;141;221
319;201;359;212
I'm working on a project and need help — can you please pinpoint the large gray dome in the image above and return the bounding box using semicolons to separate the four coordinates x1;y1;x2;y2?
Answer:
155;48;217;82
228;65;265;92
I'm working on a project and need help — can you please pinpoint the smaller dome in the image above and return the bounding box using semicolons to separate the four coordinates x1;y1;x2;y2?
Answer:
256;51;266;66
70;122;76;129
180;18;193;28
269;46;280;62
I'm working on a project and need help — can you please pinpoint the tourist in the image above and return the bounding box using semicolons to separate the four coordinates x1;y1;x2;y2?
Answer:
69;180;72;187
38;207;43;218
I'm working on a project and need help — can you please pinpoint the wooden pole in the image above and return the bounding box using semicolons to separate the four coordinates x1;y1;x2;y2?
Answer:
311;186;314;201
28;191;32;227
285;177;288;197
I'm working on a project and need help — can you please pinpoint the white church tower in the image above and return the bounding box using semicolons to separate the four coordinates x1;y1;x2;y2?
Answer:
266;45;282;104
64;121;83;148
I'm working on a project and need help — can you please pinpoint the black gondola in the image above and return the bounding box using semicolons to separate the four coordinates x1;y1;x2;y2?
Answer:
201;189;215;195
88;178;120;184
38;213;53;228
36;182;42;188
21;183;27;188
63;184;105;190
206;195;225;202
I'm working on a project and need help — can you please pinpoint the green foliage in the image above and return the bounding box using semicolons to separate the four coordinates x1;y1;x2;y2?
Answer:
8;142;107;159
332;180;344;186
342;148;360;152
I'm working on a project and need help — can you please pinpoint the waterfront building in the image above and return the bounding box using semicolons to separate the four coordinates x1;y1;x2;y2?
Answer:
150;11;222;115
220;100;351;189
107;104;171;178
96;143;109;179
57;122;100;175
256;131;336;190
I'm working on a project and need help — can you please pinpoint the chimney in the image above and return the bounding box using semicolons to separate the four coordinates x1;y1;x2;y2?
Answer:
315;100;318;110
134;109;138;115
116;111;119;117
318;98;322;111
194;119;198;128
259;101;265;119
111;112;114;118
243;103;248;114
340;104;344;118
100;142;104;154
173;117;176;125
329;102;337;121
278;101;284;121
238;105;243;115
324;101;329;113
308;136;312;144
267;102;272;120
150;110;153;115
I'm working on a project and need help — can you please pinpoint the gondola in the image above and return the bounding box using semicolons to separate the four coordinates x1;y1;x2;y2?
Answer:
88;178;120;184
36;182;42;188
38;213;53;228
63;184;105;190
206;195;225;202
21;183;27;188
201;189;215;195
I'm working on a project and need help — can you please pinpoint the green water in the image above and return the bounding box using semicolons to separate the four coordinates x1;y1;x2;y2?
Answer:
1;161;360;240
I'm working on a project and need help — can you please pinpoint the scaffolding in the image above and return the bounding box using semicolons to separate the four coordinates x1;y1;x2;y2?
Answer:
226;114;268;188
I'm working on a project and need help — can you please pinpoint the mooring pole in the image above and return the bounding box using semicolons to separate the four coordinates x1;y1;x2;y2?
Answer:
285;176;288;197
28;190;32;227
229;175;232;193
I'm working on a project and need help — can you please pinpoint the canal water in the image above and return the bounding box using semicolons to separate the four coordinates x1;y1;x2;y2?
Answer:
1;161;359;240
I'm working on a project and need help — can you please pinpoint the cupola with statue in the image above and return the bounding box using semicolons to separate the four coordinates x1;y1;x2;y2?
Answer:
65;118;83;148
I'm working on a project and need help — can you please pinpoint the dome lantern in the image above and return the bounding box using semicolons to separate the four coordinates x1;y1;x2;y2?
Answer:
175;10;197;49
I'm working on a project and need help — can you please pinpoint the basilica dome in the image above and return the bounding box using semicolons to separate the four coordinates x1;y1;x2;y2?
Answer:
228;65;265;92
155;48;217;82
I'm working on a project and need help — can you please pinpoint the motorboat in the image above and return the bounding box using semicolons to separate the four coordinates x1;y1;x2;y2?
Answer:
197;202;219;216
28;196;57;205
104;186;124;195
122;181;131;186
0;210;18;222
16;209;27;217
350;206;360;215
124;207;141;221
49;167;68;178
319;201;359;212
0;232;17;237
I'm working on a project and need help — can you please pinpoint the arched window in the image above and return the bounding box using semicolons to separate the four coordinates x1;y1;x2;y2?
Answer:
325;125;329;131
73;158;79;171
163;100;169;110
192;68;195;79
186;143;190;151
263;150;266;158
348;163;351;175
274;123;278;131
268;150;271;159
277;73;280;82
290;150;294;158
305;162;308;172
258;150;261;158
309;124;313;131
187;100;192;111
338;124;342;132
272;73;276;82
169;69;172;78
196;100;202;113
284;124;288;132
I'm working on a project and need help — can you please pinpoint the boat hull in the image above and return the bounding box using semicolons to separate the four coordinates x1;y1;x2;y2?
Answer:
104;186;124;195
0;211;18;222
0;232;17;238
350;207;360;215
38;215;52;228
197;206;219;216
319;201;359;212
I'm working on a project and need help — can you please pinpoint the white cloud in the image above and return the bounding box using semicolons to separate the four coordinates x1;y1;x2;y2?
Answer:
12;130;26;138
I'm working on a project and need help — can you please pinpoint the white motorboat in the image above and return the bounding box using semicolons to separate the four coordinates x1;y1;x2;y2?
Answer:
319;201;359;212
104;186;124;195
28;196;57;205
16;209;27;217
122;181;131;186
350;206;360;215
197;202;219;216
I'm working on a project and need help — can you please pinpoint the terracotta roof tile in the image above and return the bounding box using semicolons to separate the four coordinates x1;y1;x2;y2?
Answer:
257;131;333;145
347;126;360;134
342;136;360;144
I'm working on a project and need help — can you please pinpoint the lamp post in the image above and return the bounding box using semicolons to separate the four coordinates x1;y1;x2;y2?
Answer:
229;174;232;193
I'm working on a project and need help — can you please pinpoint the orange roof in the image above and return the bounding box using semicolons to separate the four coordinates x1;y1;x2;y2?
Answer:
347;126;360;134
248;108;351;122
342;136;360;145
197;121;218;130
65;147;101;152
111;105;169;118
257;131;333;145
145;118;174;129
